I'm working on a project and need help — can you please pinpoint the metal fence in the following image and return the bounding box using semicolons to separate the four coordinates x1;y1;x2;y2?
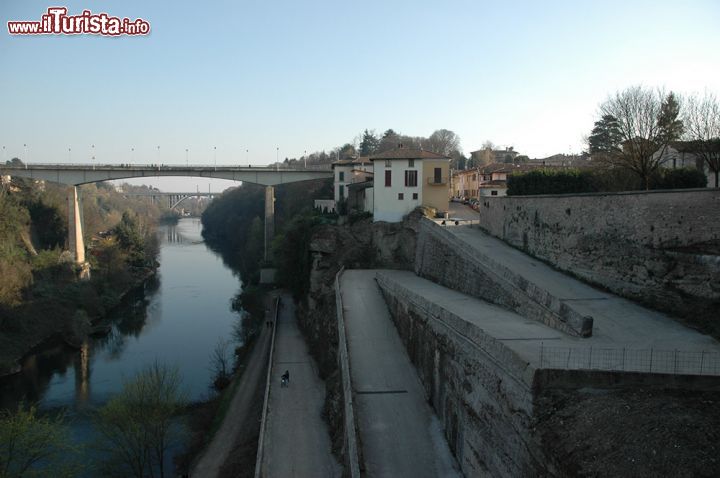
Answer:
539;344;720;376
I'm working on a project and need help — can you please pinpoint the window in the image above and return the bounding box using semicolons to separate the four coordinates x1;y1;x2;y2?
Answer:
385;170;392;187
491;190;498;196
398;193;404;200
472;174;476;181
404;170;418;187
434;167;442;183
408;159;415;167
385;160;392;167
339;185;345;198
412;192;418;200
339;171;345;181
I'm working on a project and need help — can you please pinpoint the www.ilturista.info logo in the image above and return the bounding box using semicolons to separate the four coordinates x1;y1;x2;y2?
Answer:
7;7;150;36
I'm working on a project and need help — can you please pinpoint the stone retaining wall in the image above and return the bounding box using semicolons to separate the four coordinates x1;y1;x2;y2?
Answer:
414;218;593;337
476;189;720;317
375;272;549;477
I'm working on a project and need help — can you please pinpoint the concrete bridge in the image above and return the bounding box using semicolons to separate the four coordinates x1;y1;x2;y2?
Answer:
0;163;333;273
122;191;217;210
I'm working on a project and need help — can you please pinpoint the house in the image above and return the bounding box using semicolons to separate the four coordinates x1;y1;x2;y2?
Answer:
370;147;450;222
332;156;373;204
451;169;480;199
451;162;550;198
469;146;519;164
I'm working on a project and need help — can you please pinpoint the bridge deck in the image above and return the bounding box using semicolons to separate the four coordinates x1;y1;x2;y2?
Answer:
341;270;460;477
0;163;332;186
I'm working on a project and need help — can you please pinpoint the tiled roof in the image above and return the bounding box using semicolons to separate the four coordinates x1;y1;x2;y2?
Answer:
331;156;372;167
370;148;449;160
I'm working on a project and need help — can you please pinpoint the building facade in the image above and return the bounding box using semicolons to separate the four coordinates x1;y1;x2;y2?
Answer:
370;148;450;222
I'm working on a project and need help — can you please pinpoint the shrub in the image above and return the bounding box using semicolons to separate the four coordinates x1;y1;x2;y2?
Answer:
507;169;596;196
655;168;707;190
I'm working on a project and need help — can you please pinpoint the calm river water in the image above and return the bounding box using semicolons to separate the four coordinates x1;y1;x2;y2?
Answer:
0;218;242;471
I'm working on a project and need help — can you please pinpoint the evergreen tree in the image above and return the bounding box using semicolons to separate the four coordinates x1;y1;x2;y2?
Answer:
359;129;380;156
657;91;684;144
588;114;622;155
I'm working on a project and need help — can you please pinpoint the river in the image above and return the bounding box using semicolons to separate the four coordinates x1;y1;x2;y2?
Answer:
0;218;242;472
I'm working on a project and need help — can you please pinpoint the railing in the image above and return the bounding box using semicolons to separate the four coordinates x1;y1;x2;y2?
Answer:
253;295;281;478
335;267;361;478
427;176;448;185
539;344;720;376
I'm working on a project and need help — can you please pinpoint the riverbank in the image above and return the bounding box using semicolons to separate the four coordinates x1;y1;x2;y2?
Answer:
0;264;158;378
182;288;276;477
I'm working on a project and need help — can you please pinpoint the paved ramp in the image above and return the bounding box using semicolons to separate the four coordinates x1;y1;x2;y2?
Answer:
260;295;340;477
340;270;460;478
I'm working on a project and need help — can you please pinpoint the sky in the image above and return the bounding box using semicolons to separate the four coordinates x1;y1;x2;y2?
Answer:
1;0;719;191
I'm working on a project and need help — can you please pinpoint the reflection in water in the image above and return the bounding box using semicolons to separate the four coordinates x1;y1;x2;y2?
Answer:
167;225;184;244
74;340;90;406
0;218;242;474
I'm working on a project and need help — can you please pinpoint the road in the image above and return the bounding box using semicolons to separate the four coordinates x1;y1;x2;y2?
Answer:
260;294;341;477
340;270;460;477
448;201;479;221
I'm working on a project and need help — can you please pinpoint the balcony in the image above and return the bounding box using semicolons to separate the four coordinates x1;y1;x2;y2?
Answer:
427;177;448;186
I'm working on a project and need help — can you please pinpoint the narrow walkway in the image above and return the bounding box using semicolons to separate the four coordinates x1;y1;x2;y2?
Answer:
341;270;460;478
261;294;340;477
191;295;275;478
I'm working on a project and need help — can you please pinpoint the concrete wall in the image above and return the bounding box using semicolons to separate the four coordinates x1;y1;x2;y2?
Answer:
476;188;720;317
415;219;593;337
334;269;361;478
375;272;549;477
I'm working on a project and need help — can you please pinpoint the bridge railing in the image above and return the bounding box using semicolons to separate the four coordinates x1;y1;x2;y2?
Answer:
1;162;333;171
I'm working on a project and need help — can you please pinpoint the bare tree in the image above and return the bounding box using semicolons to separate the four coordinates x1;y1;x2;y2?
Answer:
598;86;683;189
210;338;233;390
684;91;720;187
423;129;461;156
95;362;186;478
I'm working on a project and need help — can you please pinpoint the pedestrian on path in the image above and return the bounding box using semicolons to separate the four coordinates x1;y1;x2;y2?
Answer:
281;370;290;387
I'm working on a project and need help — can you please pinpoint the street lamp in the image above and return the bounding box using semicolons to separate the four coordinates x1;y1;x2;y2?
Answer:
131;147;135;164
68;147;72;161
214;146;217;169
276;146;279;170
185;148;189;167
23;143;27;161
304;150;307;169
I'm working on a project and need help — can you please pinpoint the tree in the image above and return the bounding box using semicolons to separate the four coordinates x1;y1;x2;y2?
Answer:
588;114;622;157
95;362;186;478
336;143;356;160
0;405;79;477
684;91;720;187
597;86;684;189
210;339;233;390
377;129;400;153
359;129;380;156
423;129;461;156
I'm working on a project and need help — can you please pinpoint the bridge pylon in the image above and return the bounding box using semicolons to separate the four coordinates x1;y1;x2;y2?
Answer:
264;186;275;262
67;186;90;279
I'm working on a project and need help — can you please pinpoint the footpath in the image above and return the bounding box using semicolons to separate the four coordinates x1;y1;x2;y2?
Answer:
340;270;460;477
259;293;341;477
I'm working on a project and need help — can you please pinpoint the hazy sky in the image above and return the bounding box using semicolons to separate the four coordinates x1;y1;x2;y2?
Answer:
1;0;719;190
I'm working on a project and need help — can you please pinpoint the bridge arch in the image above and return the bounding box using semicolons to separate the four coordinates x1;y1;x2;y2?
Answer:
1;163;332;271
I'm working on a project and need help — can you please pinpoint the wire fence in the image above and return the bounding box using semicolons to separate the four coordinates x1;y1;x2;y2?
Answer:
539;344;720;376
